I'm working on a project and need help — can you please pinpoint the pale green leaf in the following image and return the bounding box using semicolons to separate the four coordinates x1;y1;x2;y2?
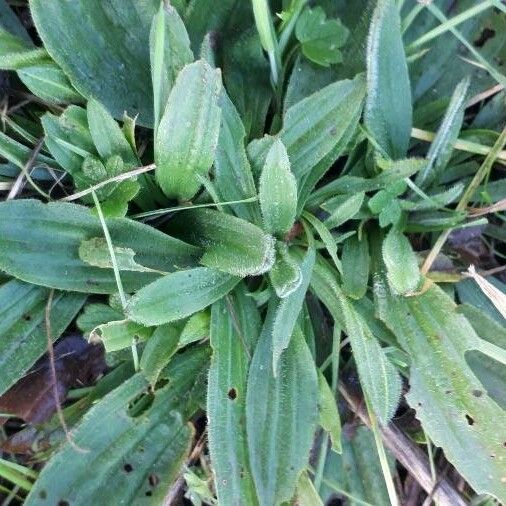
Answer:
324;192;364;229
87;98;137;166
382;228;421;295
269;242;302;299
155;60;221;199
365;0;412;159
168;208;275;277
78;237;164;274
140;324;180;386
296;472;323;506
272;247;315;374
214;91;260;223
259;139;297;236
318;371;342;453
415;77;470;189
179;311;210;348
295;7;349;67
126;267;240;326
91;319;152;353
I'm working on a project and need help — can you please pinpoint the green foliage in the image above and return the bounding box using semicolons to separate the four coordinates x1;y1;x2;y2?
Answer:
155;60;221;200
295;7;349;66
0;1;505;504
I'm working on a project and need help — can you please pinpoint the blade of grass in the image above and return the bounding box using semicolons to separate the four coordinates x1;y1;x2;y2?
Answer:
421;127;506;274
425;2;506;87
61;163;156;202
411;128;506;164
407;1;494;51
91;190;139;371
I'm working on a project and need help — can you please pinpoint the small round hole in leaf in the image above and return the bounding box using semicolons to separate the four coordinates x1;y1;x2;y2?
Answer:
228;388;237;400
123;463;133;473
465;414;475;426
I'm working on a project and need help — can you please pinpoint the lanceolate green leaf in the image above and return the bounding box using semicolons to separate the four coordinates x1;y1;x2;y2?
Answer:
208;287;260;505
365;0;412;159
150;2;193;133
214;91;259;223
127;267;240;326
168;208;275;277
415;77;470;189
29;0;159;126
0;280;86;396
309;256;402;424
272;247;315;374
269;242;302;299
246;307;318;506
0;200;199;293
342;234;370;300
248;74;365;185
87;98;137;166
91;319;152;353
382;228;421;295
25;348;208;506
318;371;342;452
324;192;364;230
140;324;181;386
155;60;221;199
376;282;506;501
259;139;297;236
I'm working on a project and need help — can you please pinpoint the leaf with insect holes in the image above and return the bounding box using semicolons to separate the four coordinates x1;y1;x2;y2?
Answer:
365;0;412;159
126;267;240;326
375;281;506;500
155;60;221;200
259;139;297;236
295;7;349;67
0;279;86;397
382;227;421;295
208;286;260;505
246;305;318;506
168;208;276;277
150;2;193;132
24;348;210;506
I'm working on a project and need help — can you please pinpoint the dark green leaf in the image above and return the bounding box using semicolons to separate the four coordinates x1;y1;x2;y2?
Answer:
0;280;86;396
30;0;160;126
341;234;369;300
365;0;412;159
0;200;199;293
208;286;260;505
246;306;318;506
